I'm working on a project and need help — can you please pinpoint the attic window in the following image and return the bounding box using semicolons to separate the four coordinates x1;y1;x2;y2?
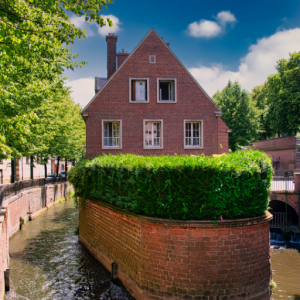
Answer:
129;78;149;103
157;78;177;103
149;55;156;63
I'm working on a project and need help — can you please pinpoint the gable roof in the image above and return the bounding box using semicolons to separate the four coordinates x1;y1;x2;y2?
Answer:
82;28;221;113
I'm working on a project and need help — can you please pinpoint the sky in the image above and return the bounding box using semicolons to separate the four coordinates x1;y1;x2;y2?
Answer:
64;0;300;108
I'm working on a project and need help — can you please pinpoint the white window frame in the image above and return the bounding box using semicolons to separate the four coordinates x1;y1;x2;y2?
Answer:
149;55;156;63
102;119;122;149
157;78;177;103
184;120;203;149
143;119;163;149
129;78;150;103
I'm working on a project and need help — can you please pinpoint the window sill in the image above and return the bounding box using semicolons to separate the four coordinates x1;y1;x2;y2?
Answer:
129;100;149;103
157;100;177;103
102;146;122;150
184;146;203;150
144;146;163;150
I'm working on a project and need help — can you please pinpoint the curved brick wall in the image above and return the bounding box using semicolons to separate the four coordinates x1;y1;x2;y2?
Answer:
79;199;272;300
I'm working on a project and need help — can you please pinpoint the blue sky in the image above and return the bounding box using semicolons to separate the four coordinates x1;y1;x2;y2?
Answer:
64;0;300;107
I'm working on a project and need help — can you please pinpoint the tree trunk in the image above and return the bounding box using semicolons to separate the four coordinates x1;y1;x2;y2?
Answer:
56;157;60;176
11;159;15;183
65;159;68;178
30;156;34;180
44;158;47;178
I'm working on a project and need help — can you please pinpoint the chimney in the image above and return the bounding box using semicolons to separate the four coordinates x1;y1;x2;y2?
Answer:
106;33;117;80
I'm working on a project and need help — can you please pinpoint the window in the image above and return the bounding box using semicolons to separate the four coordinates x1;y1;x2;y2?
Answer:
184;120;203;149
26;157;30;164
129;78;149;103
102;120;122;149
149;55;156;63
0;159;3;164
0;170;2;184
143;120;163;149
157;79;177;103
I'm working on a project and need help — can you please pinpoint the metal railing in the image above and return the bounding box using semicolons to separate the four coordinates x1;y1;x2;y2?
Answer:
270;177;295;191
269;212;286;228
0;177;67;209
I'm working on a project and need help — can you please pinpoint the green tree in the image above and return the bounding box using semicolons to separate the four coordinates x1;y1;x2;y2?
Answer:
266;51;300;136
213;80;260;151
0;0;113;159
251;83;275;140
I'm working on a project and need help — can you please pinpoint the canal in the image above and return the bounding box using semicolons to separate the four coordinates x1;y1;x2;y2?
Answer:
270;233;300;299
6;199;134;300
5;199;300;299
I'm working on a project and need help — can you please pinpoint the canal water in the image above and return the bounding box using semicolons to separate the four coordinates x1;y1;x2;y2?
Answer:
270;232;300;299
5;199;300;299
6;199;134;300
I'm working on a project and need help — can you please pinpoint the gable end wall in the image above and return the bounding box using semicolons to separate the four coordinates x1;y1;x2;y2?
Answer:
85;31;228;157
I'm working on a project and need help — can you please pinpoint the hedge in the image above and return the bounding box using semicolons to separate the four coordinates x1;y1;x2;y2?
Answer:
69;150;272;220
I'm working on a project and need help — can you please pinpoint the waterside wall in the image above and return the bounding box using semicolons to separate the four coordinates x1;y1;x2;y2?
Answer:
79;199;272;300
0;182;71;299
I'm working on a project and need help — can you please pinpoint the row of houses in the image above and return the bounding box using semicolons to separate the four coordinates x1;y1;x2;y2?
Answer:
0;158;70;185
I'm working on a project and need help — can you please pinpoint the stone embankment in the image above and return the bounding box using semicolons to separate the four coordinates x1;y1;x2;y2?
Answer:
79;199;272;300
0;181;71;299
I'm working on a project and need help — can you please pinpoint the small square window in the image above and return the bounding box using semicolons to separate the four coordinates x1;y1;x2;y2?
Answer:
149;55;156;63
102;120;122;149
26;157;30;164
184;120;203;149
0;159;3;164
157;78;177;103
129;78;149;103
143;120;163;149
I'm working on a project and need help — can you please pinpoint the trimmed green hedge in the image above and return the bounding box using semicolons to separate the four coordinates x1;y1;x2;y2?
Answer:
69;150;272;220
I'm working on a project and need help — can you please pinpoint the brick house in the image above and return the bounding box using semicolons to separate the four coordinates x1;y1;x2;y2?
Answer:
82;29;229;158
249;135;300;175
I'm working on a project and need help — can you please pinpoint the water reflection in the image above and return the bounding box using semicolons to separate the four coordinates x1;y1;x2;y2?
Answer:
6;200;134;300
270;231;300;300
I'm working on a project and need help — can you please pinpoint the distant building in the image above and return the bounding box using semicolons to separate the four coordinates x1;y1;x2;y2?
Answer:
82;29;230;158
249;135;300;175
0;158;51;184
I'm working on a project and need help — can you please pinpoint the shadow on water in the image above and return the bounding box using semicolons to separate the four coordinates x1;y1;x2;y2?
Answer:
294;296;300;300
6;200;134;300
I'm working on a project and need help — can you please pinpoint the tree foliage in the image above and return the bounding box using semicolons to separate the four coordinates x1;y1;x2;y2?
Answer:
251;51;300;140
213;80;260;151
0;0;113;159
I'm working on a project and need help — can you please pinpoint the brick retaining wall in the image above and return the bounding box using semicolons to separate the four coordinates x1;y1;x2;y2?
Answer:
79;199;272;300
0;182;71;299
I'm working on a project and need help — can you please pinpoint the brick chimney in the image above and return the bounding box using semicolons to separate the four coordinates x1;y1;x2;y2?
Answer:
106;33;117;80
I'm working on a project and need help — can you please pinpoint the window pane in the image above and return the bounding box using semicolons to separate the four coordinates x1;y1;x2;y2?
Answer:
135;81;146;101
104;122;120;146
186;122;201;147
145;122;161;147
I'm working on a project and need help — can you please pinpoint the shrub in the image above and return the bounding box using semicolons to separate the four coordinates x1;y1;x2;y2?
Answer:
69;150;272;220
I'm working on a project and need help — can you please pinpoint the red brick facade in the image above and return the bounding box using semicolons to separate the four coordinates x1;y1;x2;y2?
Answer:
250;135;300;172
79;199;271;300
83;29;229;158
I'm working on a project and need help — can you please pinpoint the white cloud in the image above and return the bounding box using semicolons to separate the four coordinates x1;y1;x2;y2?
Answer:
216;11;237;25
66;77;95;108
187;10;237;38
98;15;122;37
188;20;221;38
189;28;300;97
69;14;121;37
70;16;95;37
